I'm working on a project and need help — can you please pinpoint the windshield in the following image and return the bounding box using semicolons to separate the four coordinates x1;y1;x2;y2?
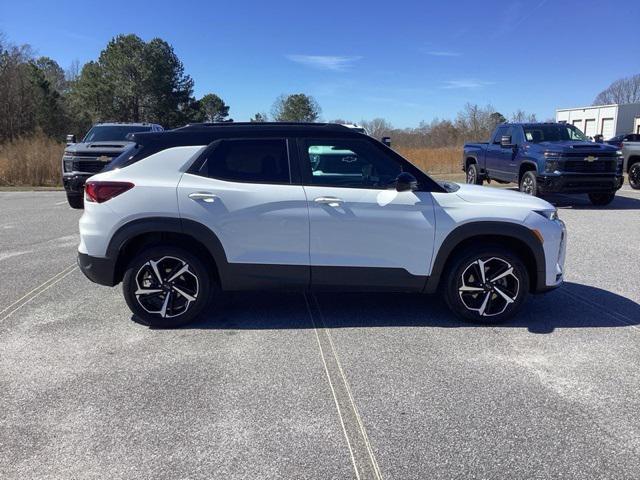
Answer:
523;124;588;143
83;125;152;142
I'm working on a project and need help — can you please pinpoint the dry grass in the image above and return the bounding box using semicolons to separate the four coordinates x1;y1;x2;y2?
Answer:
0;133;65;186
0;136;462;187
396;146;462;175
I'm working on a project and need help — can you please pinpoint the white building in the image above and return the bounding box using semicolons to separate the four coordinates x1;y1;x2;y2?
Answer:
555;103;640;139
634;116;640;135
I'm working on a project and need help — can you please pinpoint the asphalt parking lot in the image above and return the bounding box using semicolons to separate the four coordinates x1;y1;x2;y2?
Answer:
2;187;640;479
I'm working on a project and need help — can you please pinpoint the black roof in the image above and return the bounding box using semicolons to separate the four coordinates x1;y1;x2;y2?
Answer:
131;122;360;151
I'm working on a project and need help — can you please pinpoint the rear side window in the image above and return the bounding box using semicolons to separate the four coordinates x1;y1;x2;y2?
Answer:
206;139;290;184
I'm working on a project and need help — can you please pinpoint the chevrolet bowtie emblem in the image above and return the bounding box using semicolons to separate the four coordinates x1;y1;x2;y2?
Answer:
585;156;597;162
97;155;111;162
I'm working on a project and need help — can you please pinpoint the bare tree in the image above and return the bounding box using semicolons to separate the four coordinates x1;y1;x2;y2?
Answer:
594;74;640;105
360;118;393;138
510;109;537;123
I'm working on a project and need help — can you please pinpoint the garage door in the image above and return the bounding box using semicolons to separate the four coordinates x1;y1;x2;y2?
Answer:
584;119;596;138
572;119;583;131
601;118;614;139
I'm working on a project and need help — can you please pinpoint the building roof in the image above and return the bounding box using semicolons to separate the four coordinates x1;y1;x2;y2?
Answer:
556;103;640;112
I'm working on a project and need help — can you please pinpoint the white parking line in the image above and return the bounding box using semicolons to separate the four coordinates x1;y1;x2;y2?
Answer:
313;295;384;480
305;295;361;480
0;264;77;322
305;293;384;480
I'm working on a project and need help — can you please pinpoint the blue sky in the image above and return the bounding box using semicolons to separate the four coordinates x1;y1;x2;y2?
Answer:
1;0;638;127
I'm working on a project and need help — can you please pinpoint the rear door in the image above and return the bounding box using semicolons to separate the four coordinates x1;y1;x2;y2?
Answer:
299;137;436;290
177;137;310;288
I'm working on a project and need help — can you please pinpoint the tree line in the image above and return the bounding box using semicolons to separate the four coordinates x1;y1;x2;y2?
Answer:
1;32;637;147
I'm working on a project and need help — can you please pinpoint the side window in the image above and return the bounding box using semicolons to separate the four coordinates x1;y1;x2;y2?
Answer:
492;127;507;144
207;138;290;184
509;126;524;145
303;138;401;189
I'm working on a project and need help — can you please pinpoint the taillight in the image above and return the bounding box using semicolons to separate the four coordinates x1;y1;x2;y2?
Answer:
85;181;134;203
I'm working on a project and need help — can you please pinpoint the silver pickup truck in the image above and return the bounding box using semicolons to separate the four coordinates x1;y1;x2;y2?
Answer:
622;140;640;189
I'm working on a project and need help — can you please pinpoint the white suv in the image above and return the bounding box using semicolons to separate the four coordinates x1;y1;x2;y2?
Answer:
78;123;566;328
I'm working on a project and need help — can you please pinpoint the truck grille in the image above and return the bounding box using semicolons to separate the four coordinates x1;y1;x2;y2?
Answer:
73;160;110;173
563;159;617;173
71;154;116;173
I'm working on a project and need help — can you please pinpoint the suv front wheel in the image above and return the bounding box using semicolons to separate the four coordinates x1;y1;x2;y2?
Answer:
444;246;529;323
123;246;213;328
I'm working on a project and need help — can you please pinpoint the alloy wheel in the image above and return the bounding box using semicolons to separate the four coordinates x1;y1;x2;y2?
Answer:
467;167;476;184
521;176;535;195
458;257;520;317
134;256;199;318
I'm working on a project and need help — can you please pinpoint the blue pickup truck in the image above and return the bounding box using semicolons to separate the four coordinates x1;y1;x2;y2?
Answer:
463;122;624;205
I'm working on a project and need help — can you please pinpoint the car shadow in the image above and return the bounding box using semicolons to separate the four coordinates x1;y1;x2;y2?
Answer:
499;186;640;210
165;282;639;334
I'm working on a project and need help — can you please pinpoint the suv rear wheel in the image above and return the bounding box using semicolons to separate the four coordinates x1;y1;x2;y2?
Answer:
444;246;529;323
123;246;214;328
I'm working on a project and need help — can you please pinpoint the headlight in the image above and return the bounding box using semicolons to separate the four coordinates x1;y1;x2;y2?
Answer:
616;150;623;156
535;209;559;221
544;159;559;173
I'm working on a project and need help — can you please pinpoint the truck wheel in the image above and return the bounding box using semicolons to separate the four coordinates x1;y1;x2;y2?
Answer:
519;171;538;196
443;246;529;324
66;193;84;209
122;246;214;328
588;192;615;206
629;162;640;190
466;163;483;185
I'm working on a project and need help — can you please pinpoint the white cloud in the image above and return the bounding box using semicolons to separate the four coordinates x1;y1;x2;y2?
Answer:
442;79;494;89
426;51;461;57
286;55;362;71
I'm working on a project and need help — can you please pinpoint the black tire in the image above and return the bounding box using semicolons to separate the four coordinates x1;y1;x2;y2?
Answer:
122;246;214;328
588;192;615;206
443;246;529;324
629;162;640;190
519;170;538;196
67;193;84;209
466;163;483;185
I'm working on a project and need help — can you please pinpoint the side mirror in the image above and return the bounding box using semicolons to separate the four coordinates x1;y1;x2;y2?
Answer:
66;134;76;144
395;172;418;192
500;135;513;148
381;136;392;147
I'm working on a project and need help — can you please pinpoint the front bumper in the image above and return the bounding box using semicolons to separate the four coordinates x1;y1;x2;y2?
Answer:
537;174;623;194
78;252;117;286
63;173;93;194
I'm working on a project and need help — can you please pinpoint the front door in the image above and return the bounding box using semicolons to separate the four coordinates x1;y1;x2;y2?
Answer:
299;137;436;291
177;138;310;289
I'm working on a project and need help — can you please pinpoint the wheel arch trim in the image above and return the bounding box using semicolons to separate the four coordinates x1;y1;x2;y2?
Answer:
424;221;547;294
106;217;231;286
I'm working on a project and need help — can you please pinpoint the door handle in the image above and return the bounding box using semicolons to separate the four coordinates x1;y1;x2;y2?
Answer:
189;192;218;203
314;196;343;207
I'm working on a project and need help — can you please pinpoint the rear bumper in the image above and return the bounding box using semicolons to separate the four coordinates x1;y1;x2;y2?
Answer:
77;252;117;286
63;173;93;194
536;174;623;194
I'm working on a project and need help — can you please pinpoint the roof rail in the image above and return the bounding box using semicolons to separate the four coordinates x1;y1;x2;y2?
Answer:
177;122;351;130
